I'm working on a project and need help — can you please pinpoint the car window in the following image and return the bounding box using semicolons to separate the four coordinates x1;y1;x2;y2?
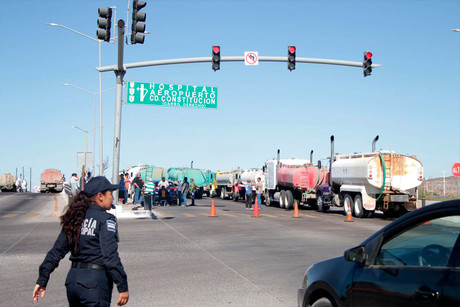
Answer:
376;215;460;267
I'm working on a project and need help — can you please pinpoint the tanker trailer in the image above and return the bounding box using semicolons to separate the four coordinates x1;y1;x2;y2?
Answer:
40;169;64;193
264;149;312;207
203;170;215;197
233;169;265;202
213;170;240;199
0;173;17;192
167;167;207;198
319;135;423;218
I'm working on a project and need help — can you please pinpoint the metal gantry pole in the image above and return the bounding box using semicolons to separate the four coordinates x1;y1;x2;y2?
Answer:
98;40;103;176
111;19;126;207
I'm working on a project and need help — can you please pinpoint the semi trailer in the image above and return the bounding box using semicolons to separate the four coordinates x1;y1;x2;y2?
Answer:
0;173;16;192
40;169;64;193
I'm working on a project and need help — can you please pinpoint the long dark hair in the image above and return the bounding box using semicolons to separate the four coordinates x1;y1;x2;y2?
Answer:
60;191;91;253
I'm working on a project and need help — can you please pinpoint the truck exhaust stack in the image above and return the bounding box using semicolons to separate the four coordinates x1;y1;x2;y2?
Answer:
310;150;313;165
372;135;379;152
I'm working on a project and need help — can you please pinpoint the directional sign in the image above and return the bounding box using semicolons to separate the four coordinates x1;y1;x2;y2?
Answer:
453;163;460;178
245;51;259;66
127;81;218;109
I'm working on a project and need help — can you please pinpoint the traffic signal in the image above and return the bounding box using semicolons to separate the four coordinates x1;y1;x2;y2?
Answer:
363;51;373;77
131;0;147;44
288;46;296;71
212;46;220;71
97;7;112;42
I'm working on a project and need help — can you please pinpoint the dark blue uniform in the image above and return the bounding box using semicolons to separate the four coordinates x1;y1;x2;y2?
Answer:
36;204;128;307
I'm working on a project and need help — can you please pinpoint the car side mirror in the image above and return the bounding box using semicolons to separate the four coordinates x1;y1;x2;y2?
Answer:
344;246;366;264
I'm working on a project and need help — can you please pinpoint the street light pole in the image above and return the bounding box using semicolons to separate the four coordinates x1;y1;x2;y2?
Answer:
48;22;105;176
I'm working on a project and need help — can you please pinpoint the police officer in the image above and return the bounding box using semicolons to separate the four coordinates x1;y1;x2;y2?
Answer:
33;176;129;306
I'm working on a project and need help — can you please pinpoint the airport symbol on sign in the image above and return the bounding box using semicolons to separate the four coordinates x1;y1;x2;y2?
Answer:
245;51;259;66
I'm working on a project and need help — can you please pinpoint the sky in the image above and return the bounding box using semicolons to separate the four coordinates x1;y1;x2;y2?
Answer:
0;0;459;189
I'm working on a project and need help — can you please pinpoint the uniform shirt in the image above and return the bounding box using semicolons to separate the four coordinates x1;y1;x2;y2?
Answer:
36;204;128;293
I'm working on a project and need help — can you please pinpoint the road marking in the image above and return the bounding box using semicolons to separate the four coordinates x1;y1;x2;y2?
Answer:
3;214;18;218
199;212;210;217
54;195;58;213
300;214;317;218
28;213;40;218
183;213;196;218
49;213;60;217
221;212;237;217
260;213;277;218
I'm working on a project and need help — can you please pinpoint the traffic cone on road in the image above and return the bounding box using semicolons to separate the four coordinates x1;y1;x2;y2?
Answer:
293;200;300;218
252;197;260;218
344;206;354;222
209;199;217;217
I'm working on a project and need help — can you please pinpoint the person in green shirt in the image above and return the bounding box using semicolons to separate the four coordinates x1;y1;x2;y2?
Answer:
189;178;197;206
144;179;155;208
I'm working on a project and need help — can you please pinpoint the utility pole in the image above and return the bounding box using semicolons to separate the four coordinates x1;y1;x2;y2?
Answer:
442;171;447;196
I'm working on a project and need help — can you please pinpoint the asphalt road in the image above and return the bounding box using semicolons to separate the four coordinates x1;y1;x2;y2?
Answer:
0;193;394;307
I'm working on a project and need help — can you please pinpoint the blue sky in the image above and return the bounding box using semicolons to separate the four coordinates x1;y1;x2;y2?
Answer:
0;0;459;188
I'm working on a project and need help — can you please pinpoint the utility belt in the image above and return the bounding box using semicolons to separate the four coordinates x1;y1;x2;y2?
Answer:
71;262;105;270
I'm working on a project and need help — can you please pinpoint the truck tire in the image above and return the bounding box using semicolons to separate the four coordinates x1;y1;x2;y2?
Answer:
279;190;286;208
343;194;353;216
316;193;329;213
285;190;294;209
265;193;271;206
220;189;226;200
353;194;365;218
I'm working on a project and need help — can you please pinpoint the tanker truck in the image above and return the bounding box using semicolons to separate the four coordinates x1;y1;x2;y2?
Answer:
203;170;216;197
317;135;423;218
212;170;240;200
40;169;64;193
167;167;207;198
0;173;17;192
264;150;329;209
232;169;265;202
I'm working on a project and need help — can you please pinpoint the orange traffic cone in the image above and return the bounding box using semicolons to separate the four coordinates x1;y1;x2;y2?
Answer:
344;206;354;222
293;200;300;218
209;199;217;217
252;197;260;218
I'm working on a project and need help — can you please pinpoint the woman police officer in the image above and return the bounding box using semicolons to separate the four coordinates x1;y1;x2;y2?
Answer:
33;176;129;306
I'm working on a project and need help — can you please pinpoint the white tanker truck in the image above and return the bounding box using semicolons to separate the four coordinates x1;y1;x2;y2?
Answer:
317;135;423;218
212;170;240;199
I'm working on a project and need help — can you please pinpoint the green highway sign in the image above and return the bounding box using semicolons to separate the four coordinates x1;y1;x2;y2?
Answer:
127;81;218;109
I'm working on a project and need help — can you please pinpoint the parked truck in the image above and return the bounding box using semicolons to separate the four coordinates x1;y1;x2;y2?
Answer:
211;170;240;200
264;151;328;209
0;173;17;192
203;170;216;197
232;169;265;202
40;169;64;193
318;135;424;218
167;167;207;198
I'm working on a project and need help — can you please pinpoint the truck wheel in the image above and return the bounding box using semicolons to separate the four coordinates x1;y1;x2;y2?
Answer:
316;193;328;213
353;194;365;218
220;189;226;200
286;190;294;209
265;193;271;206
343;194;353;216
279;190;286;208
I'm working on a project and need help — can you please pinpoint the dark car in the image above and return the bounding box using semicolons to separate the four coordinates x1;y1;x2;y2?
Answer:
152;180;177;205
298;199;460;307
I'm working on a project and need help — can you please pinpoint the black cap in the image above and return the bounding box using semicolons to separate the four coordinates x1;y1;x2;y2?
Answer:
84;176;121;197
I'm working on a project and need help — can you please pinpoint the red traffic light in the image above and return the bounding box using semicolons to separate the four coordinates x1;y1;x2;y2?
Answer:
288;46;296;53
213;46;220;54
365;52;373;59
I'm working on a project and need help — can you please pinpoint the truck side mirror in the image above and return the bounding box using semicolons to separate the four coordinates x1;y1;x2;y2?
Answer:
317;160;321;168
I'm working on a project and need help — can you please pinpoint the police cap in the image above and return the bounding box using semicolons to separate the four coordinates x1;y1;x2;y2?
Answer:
84;176;121;197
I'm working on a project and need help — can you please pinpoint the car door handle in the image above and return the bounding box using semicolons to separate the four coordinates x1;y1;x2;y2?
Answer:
415;286;440;300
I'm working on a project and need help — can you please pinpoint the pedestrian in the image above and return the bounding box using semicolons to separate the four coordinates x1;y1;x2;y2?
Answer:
16;177;23;192
132;173;144;205
245;180;253;210
176;179;183;206
189;178;197;206
158;177;169;189
144;178;155;208
124;174;131;202
85;171;93;183
255;177;263;209
181;177;189;207
70;173;79;197
32;176;129;306
22;179;28;193
119;174;127;204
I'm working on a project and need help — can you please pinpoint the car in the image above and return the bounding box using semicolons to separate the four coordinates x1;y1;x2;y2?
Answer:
151;180;178;206
298;199;460;307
